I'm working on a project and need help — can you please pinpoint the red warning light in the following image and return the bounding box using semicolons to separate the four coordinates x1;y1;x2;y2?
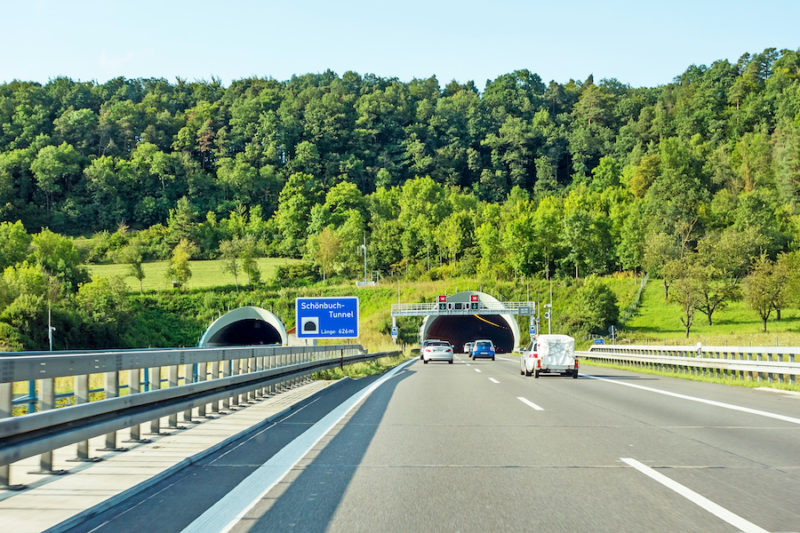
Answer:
470;294;479;302
438;295;447;302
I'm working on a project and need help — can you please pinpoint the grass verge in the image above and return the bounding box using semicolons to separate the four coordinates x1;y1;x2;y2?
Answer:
313;352;412;380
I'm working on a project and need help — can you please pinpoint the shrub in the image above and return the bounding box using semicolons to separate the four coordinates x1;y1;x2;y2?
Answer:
564;276;619;335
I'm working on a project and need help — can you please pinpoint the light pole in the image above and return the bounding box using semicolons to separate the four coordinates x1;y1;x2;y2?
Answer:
359;234;367;286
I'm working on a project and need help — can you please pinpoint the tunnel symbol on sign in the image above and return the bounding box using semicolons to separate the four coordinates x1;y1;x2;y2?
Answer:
302;317;319;333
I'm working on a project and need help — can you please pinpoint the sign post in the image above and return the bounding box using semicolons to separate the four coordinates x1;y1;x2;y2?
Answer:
296;297;359;339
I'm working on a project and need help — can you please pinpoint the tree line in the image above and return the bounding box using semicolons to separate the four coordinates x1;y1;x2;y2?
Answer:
2;47;800;347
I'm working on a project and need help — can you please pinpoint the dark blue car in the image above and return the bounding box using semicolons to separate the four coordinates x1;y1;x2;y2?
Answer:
471;339;495;360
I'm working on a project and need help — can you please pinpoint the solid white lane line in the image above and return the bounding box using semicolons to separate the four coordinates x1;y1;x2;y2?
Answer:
489;377;500;384
585;374;800;426
517;396;544;411
474;368;482;373
621;458;768;533
182;358;415;533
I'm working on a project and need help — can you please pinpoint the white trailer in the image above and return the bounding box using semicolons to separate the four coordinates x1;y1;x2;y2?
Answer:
520;334;578;379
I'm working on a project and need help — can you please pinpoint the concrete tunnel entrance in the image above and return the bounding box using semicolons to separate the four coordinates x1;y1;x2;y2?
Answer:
199;306;288;347
416;291;521;353
425;314;515;353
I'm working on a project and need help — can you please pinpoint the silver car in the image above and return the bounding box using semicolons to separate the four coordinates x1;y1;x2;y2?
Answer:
422;340;454;364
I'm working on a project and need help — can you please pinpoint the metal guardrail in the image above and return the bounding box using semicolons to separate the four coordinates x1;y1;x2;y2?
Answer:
578;344;799;385
0;344;400;488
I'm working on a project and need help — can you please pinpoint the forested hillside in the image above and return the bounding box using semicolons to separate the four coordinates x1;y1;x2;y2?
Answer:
2;48;800;350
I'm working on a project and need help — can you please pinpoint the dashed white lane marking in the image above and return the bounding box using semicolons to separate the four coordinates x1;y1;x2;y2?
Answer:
489;377;500;384
584;374;800;425
474;368;482;373
182;359;415;533
621;457;768;533
517;396;544;411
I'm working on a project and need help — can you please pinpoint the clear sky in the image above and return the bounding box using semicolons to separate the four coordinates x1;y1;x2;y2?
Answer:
2;0;799;89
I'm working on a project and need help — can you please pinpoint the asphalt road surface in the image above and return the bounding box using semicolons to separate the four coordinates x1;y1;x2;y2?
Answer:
70;354;800;533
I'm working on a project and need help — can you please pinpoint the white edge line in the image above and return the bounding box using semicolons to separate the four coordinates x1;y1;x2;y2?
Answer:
182;358;415;533
621;458;768;533
489;377;500;384
517;396;544;411
584;374;800;426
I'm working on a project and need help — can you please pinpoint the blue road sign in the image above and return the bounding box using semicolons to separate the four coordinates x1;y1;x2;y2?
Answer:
391;326;398;336
529;323;536;335
296;297;359;339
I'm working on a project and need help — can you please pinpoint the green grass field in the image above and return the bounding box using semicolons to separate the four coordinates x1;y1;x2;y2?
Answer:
87;257;301;291
623;279;800;346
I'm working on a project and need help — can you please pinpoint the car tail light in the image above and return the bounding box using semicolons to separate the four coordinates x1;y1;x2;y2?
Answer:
537;359;541;368
574;360;579;369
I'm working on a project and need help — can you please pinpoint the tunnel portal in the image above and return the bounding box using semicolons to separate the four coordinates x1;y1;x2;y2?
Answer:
425;314;515;354
203;318;283;346
199;306;288;347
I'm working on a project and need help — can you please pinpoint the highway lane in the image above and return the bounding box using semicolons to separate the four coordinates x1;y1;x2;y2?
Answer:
65;354;800;532
220;354;798;532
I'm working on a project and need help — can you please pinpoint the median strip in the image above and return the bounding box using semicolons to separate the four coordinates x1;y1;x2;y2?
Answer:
621;457;767;533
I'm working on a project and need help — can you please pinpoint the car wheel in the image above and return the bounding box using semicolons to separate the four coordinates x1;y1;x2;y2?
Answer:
423;359;428;364
525;369;531;377
492;356;495;361
449;359;453;364
520;368;524;375
534;369;540;379
572;369;578;379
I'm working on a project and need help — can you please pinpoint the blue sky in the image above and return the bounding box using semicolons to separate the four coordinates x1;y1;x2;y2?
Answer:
2;0;799;89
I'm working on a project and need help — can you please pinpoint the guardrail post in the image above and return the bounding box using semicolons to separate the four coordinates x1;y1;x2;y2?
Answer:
767;353;775;384
197;362;207;417
221;359;230;411
1;381;23;489
267;354;275;396
33;377;67;475
233;359;242;407
255;356;263;399
100;371;126;452
168;365;179;428
244;356;252;403
211;360;220;413
126;368;148;443
71;373;95;462
791;354;796;385
183;363;194;422
149;366;162;434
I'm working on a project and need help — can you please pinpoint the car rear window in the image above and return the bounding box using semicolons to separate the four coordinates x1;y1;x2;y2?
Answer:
476;341;492;348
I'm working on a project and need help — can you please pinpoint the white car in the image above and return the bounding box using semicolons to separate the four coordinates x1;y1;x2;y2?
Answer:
422;340;454;364
520;334;578;378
